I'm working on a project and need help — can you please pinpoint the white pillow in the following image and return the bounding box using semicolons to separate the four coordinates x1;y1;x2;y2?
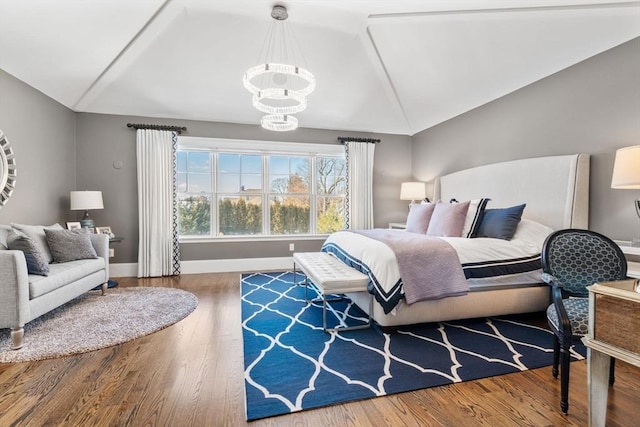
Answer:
511;219;554;245
461;198;491;238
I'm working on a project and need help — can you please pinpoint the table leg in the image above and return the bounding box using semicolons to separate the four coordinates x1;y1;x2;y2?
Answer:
587;347;610;427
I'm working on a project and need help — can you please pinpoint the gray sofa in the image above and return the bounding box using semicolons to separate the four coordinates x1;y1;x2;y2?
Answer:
0;224;109;350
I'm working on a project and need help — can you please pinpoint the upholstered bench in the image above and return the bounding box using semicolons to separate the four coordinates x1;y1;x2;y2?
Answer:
293;252;372;332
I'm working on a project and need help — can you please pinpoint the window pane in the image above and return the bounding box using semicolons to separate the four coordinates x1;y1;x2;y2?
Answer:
177;172;187;192
177;151;187;172
270;174;290;193
289;174;308;193
219;196;262;236
269;156;289;175
317;157;346;195
241;174;262;193
242;155;262;174
188;173;211;192
270;196;310;235
219;154;240;173
218;173;240;193
290;157;309;175
188;152;210;173
290;157;309;193
178;194;211;236
317;196;345;234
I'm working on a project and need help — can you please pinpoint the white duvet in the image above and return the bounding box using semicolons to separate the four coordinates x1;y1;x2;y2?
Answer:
321;219;553;313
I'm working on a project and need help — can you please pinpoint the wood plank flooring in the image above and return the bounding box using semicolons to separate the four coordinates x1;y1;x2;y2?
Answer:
0;273;638;426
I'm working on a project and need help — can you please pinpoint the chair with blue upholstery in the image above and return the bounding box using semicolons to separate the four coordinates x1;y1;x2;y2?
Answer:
541;228;627;414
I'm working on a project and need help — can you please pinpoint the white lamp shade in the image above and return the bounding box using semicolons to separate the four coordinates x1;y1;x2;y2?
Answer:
70;191;104;210
611;145;640;189
400;182;426;200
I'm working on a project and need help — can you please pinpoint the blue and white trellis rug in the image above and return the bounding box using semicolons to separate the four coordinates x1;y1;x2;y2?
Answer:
241;271;585;421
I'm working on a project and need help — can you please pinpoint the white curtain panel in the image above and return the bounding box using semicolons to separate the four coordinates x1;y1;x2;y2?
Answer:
136;129;181;277
345;141;375;230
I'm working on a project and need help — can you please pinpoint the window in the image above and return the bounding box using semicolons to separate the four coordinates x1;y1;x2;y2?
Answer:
177;137;346;239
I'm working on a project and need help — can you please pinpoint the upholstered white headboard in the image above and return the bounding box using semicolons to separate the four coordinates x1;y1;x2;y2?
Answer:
433;154;590;230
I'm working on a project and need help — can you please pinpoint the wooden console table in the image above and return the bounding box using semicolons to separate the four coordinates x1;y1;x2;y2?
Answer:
583;280;640;427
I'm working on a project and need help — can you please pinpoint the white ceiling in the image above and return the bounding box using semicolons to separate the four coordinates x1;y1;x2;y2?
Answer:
1;0;639;136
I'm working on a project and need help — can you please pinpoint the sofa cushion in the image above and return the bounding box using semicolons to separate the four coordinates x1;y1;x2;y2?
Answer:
28;257;106;299
11;223;64;263
6;231;50;276
0;224;11;250
45;228;98;263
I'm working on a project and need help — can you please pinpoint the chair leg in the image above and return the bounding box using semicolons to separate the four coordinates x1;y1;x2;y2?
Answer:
609;358;616;386
552;335;560;379
560;345;571;414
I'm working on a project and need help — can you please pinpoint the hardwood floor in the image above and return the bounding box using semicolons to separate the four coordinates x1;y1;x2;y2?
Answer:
1;273;638;426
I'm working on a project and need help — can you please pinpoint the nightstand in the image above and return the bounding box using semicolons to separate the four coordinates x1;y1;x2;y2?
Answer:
388;222;406;230
614;240;640;279
107;237;123;288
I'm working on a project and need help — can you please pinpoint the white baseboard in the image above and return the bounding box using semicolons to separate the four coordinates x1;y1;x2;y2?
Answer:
110;257;294;278
109;263;138;278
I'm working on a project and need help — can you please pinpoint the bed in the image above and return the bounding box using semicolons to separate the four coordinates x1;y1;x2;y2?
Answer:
321;153;590;328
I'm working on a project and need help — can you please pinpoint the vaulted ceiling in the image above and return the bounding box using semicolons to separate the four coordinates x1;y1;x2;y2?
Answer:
1;0;639;136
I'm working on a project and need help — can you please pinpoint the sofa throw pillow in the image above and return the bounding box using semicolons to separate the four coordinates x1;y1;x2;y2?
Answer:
44;228;98;263
476;204;527;240
405;203;436;234
426;200;470;237
6;231;50;276
11;223;64;263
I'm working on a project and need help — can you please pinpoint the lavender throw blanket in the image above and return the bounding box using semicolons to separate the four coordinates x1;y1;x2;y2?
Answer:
352;230;469;304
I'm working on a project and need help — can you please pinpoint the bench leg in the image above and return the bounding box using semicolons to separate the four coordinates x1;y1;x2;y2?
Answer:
323;293;373;333
293;262;298;285
293;262;306;286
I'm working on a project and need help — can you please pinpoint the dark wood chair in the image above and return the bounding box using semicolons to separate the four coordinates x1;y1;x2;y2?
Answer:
541;229;627;414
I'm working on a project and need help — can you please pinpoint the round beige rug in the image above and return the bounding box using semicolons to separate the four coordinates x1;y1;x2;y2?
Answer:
0;287;197;363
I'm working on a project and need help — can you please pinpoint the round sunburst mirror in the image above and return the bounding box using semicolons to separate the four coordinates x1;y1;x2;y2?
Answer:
0;129;17;207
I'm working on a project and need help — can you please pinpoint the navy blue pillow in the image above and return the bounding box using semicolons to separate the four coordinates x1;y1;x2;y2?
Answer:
476;204;526;240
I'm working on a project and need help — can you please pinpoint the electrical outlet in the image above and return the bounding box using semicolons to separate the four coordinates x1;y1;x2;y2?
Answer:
289;243;295;252
109;248;115;257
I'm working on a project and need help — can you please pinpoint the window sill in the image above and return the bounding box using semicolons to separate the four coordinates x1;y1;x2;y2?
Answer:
179;234;330;244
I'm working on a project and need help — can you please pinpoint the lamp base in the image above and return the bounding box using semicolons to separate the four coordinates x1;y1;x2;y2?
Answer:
80;210;94;228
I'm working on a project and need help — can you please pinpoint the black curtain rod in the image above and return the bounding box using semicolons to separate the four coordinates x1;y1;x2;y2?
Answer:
127;123;187;134
337;136;380;144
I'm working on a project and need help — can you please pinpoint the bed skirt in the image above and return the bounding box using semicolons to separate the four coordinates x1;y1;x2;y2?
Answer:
346;284;550;327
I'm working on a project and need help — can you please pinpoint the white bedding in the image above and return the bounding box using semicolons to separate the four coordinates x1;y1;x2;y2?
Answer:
321;219;553;314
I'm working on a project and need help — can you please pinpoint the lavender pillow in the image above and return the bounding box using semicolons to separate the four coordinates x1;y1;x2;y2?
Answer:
405;203;436;234
426;201;470;237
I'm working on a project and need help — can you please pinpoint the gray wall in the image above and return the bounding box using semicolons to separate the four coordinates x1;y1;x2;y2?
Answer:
74;113;412;263
412;37;640;241
0;70;76;225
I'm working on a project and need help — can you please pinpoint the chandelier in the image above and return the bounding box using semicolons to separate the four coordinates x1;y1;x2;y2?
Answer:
243;5;315;131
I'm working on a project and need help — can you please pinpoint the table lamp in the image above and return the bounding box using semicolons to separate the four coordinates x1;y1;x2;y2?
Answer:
70;191;104;228
400;182;426;209
611;145;640;246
